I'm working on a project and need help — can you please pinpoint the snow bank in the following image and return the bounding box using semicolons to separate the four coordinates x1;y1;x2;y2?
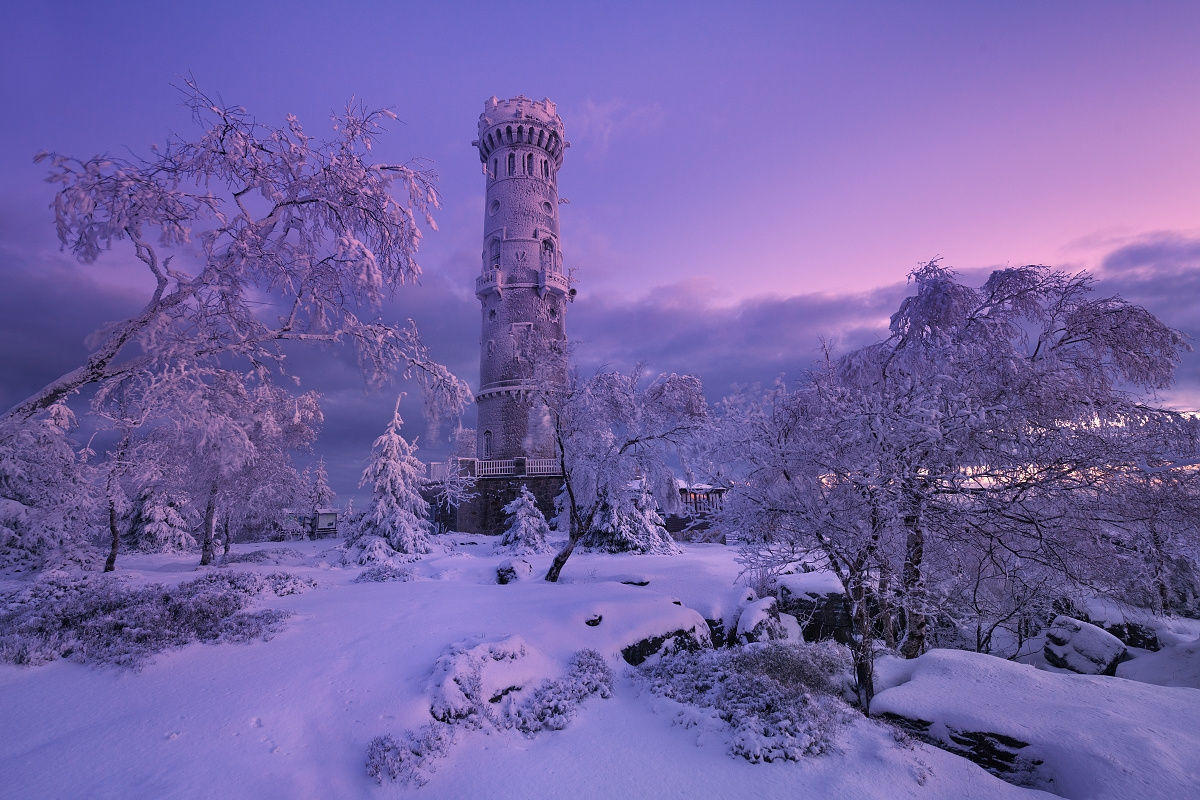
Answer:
873;648;1200;799
1118;637;1200;689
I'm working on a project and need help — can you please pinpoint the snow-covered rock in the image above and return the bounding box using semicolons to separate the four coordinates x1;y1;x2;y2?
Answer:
496;558;534;584
1080;597;1200;652
1043;616;1128;676
734;596;788;644
873;648;1200;799
618;607;713;666
776;571;851;643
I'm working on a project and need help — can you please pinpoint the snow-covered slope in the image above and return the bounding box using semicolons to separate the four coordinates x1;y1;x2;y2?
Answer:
0;541;1124;799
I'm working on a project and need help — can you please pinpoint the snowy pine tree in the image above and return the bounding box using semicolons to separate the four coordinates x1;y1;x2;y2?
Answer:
499;485;553;554
582;484;679;555
346;399;433;564
304;457;337;538
128;484;196;553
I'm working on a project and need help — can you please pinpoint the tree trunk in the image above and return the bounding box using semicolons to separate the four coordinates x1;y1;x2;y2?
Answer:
899;520;926;659
222;514;231;558
545;533;580;582
200;484;218;566
104;499;121;573
1149;520;1171;613
102;432;131;573
847;574;877;714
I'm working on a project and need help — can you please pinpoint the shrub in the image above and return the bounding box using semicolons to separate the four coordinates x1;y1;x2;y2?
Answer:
368;646;614;786
0;570;315;668
640;641;852;763
366;724;457;786
353;565;416;583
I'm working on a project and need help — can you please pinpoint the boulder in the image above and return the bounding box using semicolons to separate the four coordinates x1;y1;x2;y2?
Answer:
496;558;534;585
1044;615;1129;675
734;596;788;644
701;585;759;647
877;712;1041;779
775;572;852;643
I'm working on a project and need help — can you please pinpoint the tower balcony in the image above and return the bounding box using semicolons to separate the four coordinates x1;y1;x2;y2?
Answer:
538;268;570;297
476;268;503;297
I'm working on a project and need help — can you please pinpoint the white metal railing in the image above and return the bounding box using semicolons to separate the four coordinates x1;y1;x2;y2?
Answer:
476;458;518;477
427;456;563;480
526;457;562;475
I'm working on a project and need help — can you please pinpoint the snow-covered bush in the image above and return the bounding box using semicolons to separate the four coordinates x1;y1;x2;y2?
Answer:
511;649;614;734
640;641;851;763
498;485;553;554
353;565;415;583
0;570;314;668
366;724;457;786
368;641;613;786
219;547;299;566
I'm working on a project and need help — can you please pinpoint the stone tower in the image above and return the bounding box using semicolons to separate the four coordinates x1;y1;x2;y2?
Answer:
472;96;571;461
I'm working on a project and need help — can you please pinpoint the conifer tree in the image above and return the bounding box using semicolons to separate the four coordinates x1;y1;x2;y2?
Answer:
499;485;553;554
583;483;679;555
127;484;196;552
347;397;433;563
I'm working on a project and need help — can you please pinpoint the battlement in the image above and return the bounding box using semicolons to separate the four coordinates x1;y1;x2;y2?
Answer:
478;95;563;136
474;95;567;165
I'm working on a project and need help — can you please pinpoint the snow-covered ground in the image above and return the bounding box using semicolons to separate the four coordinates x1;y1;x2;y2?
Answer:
1;538;1195;799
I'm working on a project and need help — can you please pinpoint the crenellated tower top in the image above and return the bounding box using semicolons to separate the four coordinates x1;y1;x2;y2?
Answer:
473;95;568;168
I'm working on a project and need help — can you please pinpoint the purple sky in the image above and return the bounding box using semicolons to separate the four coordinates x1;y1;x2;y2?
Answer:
2;2;1198;500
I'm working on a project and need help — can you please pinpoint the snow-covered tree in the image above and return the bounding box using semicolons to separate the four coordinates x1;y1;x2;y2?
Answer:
127;483;196;553
301;458;337;538
717;262;1194;709
7;80;469;430
582;482;678;554
499;485;553;554
347;397;433;563
2;82;472;569
0;403;96;569
528;361;707;581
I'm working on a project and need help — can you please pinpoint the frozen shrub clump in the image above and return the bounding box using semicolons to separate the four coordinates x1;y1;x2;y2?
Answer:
220;548;300;566
353;564;416;583
368;644;614;786
512;649;614;734
0;569;315;668
366;724;457;786
640;641;852;763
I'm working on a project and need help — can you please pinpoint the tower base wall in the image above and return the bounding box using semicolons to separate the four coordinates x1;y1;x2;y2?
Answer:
453;475;564;535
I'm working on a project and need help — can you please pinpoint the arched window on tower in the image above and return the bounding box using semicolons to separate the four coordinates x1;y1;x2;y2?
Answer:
491;158;497;179
483;430;493;458
507;153;515;176
488;238;501;266
541;238;556;271
542;159;549;179
525;153;534;174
